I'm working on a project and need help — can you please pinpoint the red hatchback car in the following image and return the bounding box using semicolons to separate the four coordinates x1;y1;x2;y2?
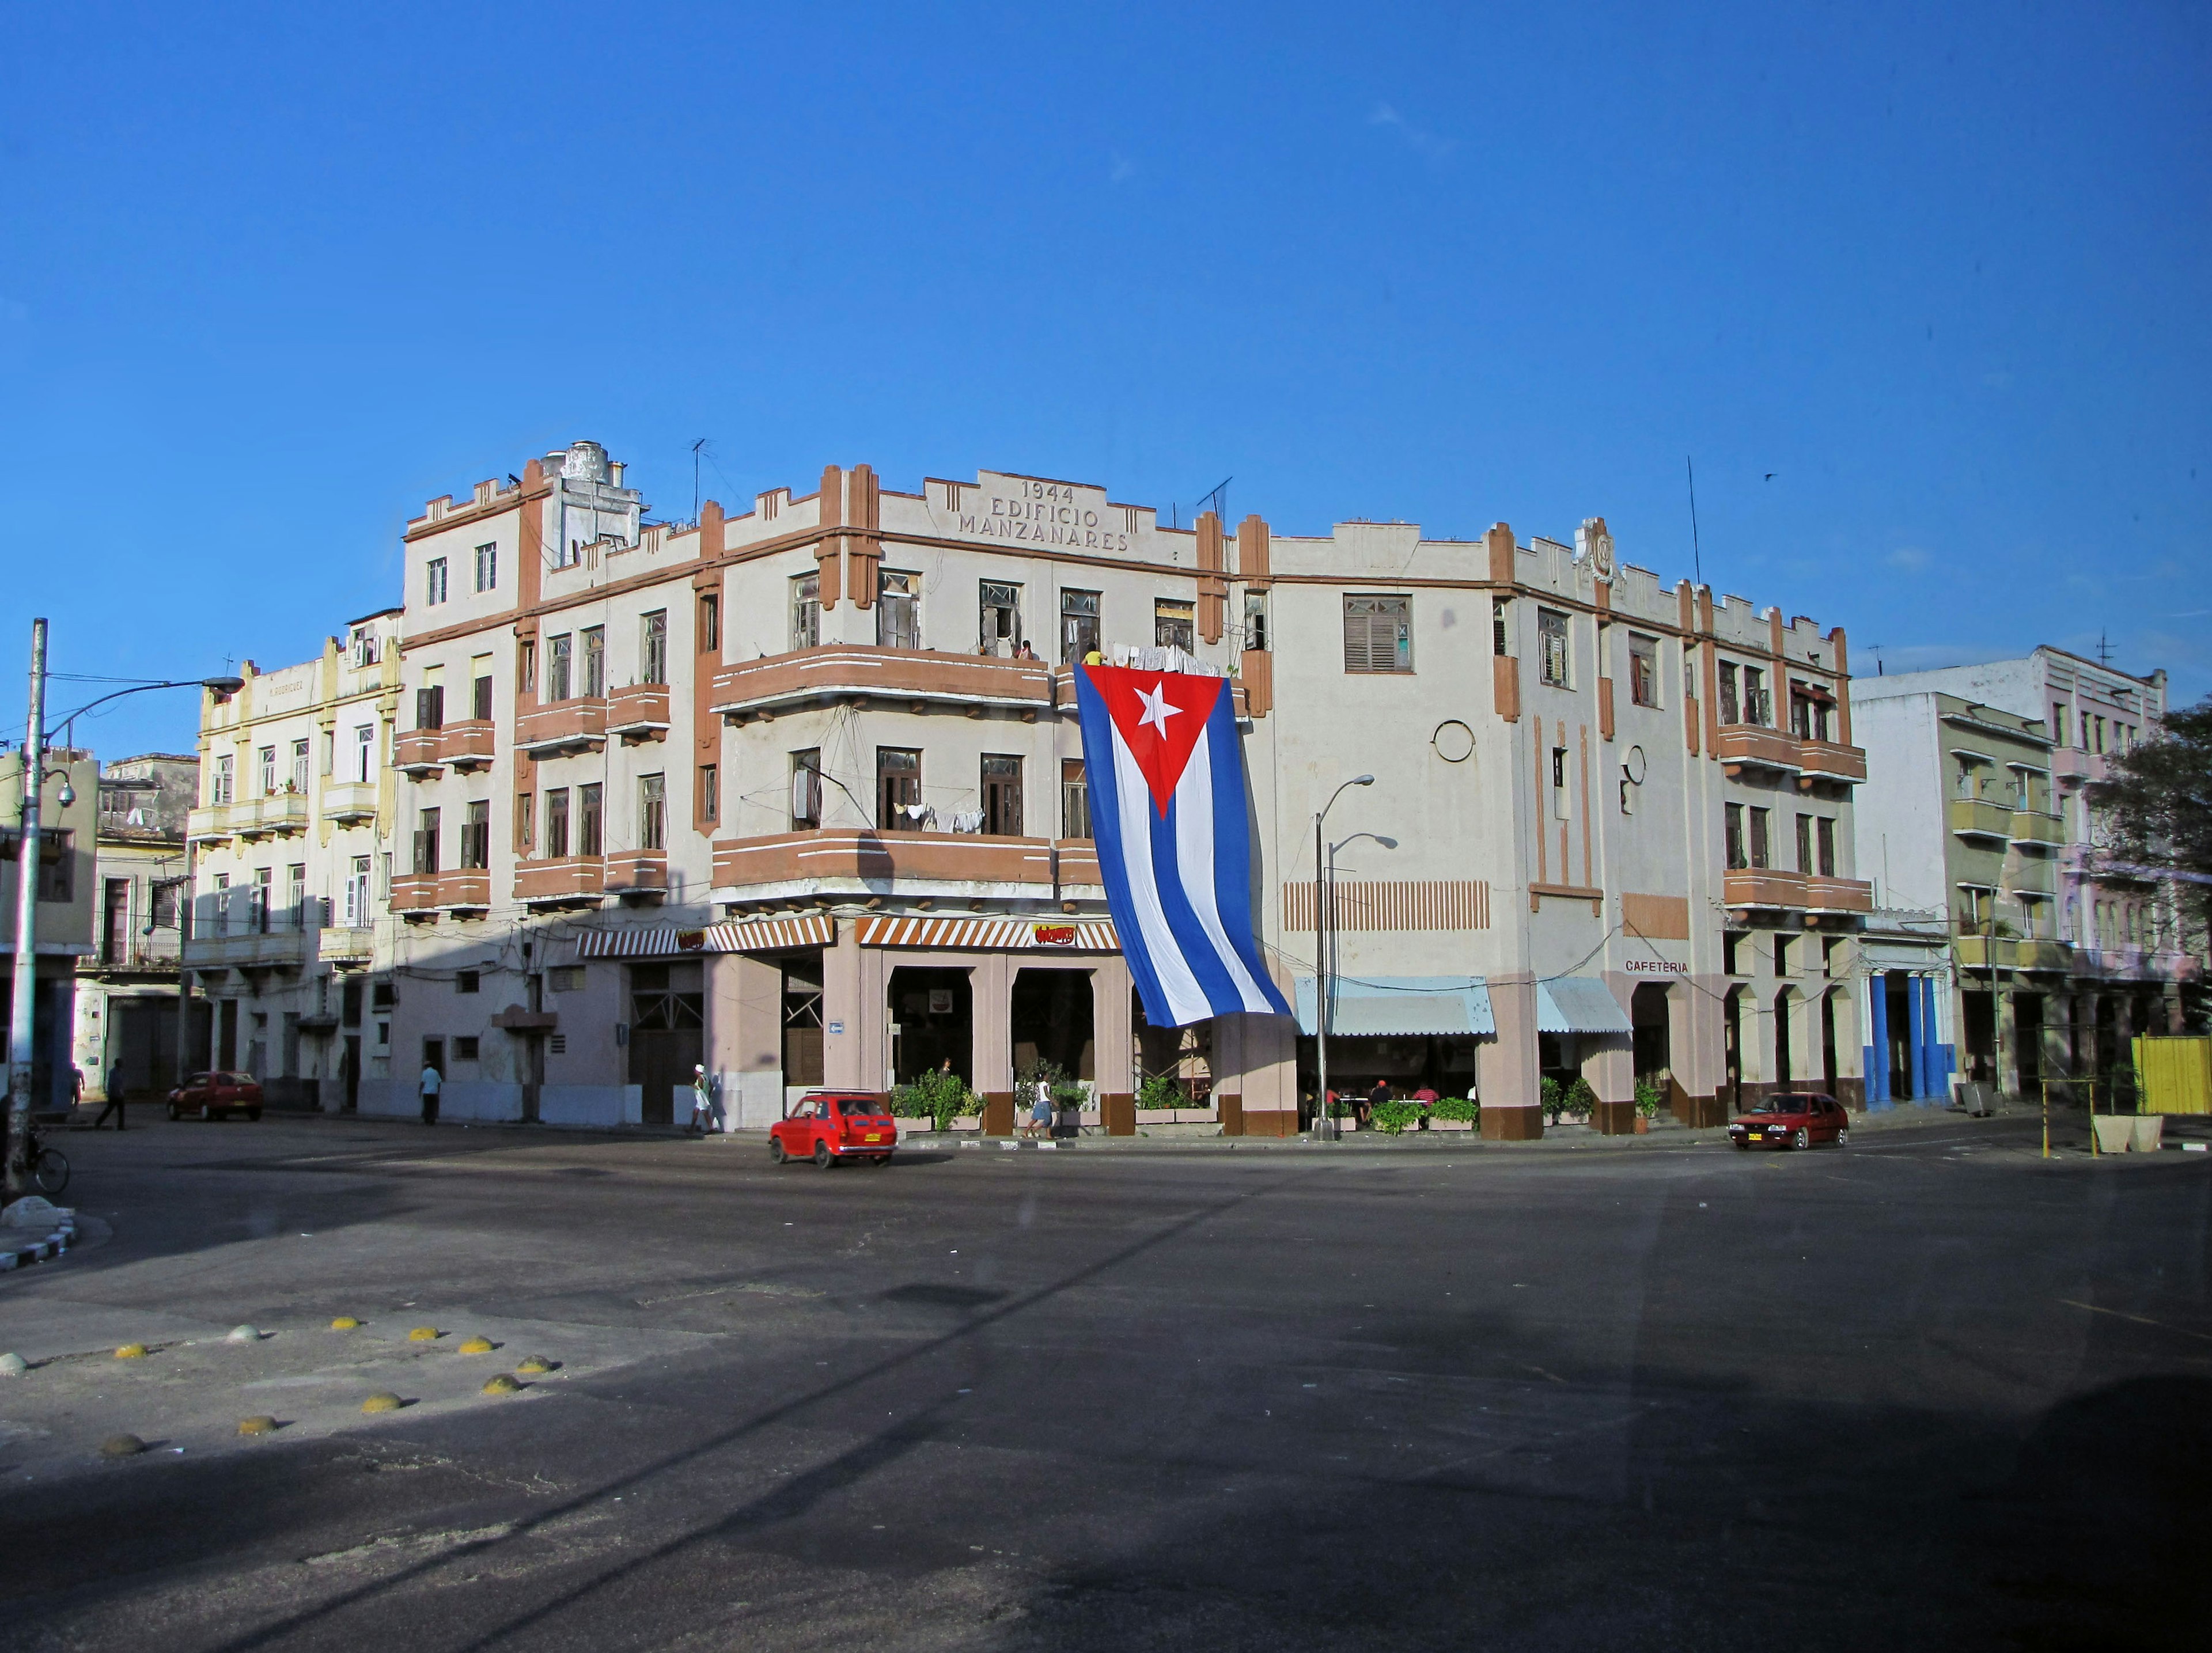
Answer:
168;1071;264;1122
770;1092;897;1169
1729;1092;1849;1151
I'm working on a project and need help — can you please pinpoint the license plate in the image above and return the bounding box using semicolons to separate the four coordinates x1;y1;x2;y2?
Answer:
863;1134;882;1143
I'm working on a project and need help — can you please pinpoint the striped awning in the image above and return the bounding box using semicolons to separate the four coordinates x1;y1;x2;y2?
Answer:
571;914;836;960
1293;977;1494;1037
1537;977;1634;1034
856;915;1119;951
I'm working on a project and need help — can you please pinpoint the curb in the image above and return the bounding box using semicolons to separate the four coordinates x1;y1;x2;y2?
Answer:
0;1216;78;1272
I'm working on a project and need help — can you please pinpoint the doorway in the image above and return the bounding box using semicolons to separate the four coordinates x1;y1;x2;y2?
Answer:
1725;989;1744;1106
1011;968;1094;1083
1630;984;1672;1090
1820;990;1839;1091
1772;990;1794;1090
343;1034;361;1111
628;961;704;1125
2016;994;2044;1087
890;966;972;1085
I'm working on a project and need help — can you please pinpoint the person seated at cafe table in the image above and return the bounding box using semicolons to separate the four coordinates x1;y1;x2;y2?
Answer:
1412;1084;1440;1105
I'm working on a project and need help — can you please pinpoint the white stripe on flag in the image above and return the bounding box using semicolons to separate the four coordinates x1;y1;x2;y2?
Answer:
1173;722;1275;1013
1109;730;1214;1024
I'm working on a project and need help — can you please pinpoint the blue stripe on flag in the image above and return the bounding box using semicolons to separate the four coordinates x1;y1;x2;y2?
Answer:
1075;673;1183;1026
1143;764;1245;1017
1205;693;1293;1016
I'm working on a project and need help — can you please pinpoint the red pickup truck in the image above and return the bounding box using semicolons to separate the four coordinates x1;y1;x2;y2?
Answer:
768;1092;897;1169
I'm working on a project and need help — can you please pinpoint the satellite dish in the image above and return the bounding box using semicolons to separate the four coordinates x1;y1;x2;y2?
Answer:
1622;745;1647;786
1431;720;1475;764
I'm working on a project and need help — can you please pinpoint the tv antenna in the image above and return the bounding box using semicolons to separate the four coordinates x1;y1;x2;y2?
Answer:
1685;456;1704;591
1196;476;1232;522
691;438;711;521
2096;629;2114;666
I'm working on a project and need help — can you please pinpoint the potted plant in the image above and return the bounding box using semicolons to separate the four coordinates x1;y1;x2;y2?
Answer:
1370;1099;1423;1136
1135;1072;1181;1126
891;1067;978;1134
1540;1076;1566;1126
1633;1078;1664;1135
1430;1095;1479;1132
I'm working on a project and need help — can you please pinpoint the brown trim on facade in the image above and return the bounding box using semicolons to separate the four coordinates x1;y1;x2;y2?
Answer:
1621;893;1691;940
1598;676;1615;741
1196;511;1228;643
1579;723;1593;889
817;464;844;609
1240;649;1273;718
1237;514;1271;586
1281;879;1491;932
1533;715;1547;887
1494;654;1521;723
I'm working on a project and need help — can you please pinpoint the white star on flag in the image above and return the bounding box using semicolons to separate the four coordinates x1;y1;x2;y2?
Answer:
1135;680;1180;734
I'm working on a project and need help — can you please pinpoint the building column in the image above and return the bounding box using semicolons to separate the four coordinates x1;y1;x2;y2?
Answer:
1586;1037;1635;1134
1868;973;1891;1109
1902;975;1926;1102
1673;977;1725;1126
1225;1008;1298;1137
1480;971;1541;1139
1997;988;2022;1097
706;951;784;1129
820;919;887;1091
972;951;1014;1133
1090;955;1135;1135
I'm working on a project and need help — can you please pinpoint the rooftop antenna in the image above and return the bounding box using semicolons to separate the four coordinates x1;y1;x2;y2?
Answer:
1870;644;1884;676
691;438;710;521
2096;629;2114;667
1196;476;1232;522
1685;456;1705;591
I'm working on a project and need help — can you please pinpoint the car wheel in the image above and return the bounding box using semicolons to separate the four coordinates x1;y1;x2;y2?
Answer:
168;1103;180;1121
814;1142;835;1170
1791;1126;1809;1149
1732;1138;1750;1151
248;1108;262;1122
200;1104;213;1122
768;1138;787;1165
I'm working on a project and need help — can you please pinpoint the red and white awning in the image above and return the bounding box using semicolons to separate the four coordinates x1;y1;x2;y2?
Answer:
855;916;1119;952
571;914;836;960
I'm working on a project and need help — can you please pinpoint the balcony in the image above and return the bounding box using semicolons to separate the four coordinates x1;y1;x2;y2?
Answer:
2014;939;2074;972
188;793;309;841
711;646;1055;722
1714;726;1866;785
605;848;669;898
187;799;249;841
393;867;493;915
1949;797;2013;842
607;683;672;742
319;926;374;963
2009;856;2057;898
390;871;441;915
2010;810;2065;847
321;780;379;824
393;719;495;776
514;697;608;756
514;854;606;907
713;830;1104;899
1797;739;1868;783
1953;935;2016;972
1722;869;1874;916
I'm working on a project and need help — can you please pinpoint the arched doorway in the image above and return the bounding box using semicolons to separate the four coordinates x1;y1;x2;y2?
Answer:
1773;988;1795;1091
1631;983;1673;1112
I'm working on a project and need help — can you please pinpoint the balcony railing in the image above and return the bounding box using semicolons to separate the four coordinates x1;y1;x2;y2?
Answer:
1714;725;1867;783
713;829;1104;898
1948;797;2013;841
321;780;379;824
514;854;606;906
188;793;310;841
394;719;496;775
1953;935;2015;971
711;646;1056;721
514;697;608;756
2010;810;2065;847
604;847;669;897
391;869;493;915
2014;938;2074;972
607;683;672;741
1721;868;1874;915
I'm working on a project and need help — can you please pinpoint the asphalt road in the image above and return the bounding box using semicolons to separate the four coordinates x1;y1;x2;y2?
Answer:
2;1112;2207;1652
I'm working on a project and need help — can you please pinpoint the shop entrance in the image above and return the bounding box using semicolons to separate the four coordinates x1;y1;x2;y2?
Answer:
1630;984;1672;1089
628;961;704;1125
1010;968;1093;1082
891;967;972;1085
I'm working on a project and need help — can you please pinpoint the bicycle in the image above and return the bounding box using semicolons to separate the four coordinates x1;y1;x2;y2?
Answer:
24;1126;69;1198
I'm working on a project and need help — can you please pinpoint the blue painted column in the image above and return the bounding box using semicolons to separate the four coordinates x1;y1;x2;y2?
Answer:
1919;975;1945;1103
1868;976;1890;1108
1906;975;1928;1102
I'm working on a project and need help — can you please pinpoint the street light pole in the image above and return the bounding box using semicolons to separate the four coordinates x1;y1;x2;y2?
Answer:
6;620;51;1199
1313;774;1374;1140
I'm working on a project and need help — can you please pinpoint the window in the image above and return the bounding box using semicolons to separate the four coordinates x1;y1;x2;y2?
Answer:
1551;746;1570;820
286;739;309;794
547;965;584;992
640;611;668;685
426;558;449;606
454;1036;480;1061
212;754;234;804
546;634;572;701
1774;934;1793;977
319;731;334;776
1748;806;1771;869
1797;813;1815;874
791;573;820;650
639;774;666;850
1062;759;1090;840
1790;686;1832;741
1493;599;1510;657
582;627;605;696
2092;715;2105;754
1344;595;1414;674
348;625;378;669
698;591;719;654
1725;803;1747;870
2052;703;2069;747
456;971;480;995
151;879;181;930
979;582;1022;654
791;750;823;829
260;746;278;796
461;799;490;869
1743;666;1770;726
878;571;920;650
1243;590;1268;651
1817;816;1836;877
2019;894;2051;940
578;783;603;855
982;755;1022;836
414;807;441;875
514;792;533;853
415;683;445;731
1628;634;1659;707
1718;662;1740;725
288;863;306;929
212;871;231;934
544;789;571;858
472;667;493;721
877;748;921;829
1060;588;1100;663
251;866;272;933
698;763;718;825
1154;598;1195;653
344;856;370;927
1537;609;1569;687
1723;931;1745;976
1959;885;1993;934
519;639;537;696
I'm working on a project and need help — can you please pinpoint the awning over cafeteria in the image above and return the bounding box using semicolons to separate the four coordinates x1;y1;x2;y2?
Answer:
1293;977;1494;1038
1536;976;1634;1034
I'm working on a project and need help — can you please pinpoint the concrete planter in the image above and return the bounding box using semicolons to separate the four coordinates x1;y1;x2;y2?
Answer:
1135;1110;1176;1127
1633;1114;1651;1135
948;1116;981;1133
1172;1109;1217;1124
1429;1119;1475;1132
2092;1116;2135;1154
2131;1116;2165;1152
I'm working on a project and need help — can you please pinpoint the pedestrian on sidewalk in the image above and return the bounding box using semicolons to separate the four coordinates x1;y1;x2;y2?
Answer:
419;1061;442;1126
93;1061;128;1131
688;1065;714;1136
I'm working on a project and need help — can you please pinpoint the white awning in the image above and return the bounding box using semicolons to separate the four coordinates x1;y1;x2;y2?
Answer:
1537;977;1634;1034
1293;977;1494;1037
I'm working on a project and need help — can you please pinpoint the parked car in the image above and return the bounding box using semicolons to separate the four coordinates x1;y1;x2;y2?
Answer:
770;1092;897;1168
168;1072;263;1122
1729;1092;1848;1150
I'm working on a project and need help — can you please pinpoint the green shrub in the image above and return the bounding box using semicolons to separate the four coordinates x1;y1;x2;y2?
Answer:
1370;1099;1425;1135
1431;1095;1479;1123
1634;1078;1665;1118
1566;1076;1599;1119
1540;1076;1565;1122
1137;1073;1183;1112
891;1066;976;1130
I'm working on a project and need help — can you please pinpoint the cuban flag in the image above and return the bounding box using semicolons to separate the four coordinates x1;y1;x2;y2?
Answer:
1073;665;1292;1028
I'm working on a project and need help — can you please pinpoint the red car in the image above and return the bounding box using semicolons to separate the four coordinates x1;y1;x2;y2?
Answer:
168;1071;264;1122
1729;1091;1849;1150
770;1091;897;1169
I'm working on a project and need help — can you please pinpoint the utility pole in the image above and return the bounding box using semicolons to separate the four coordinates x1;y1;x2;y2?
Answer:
7;619;50;1200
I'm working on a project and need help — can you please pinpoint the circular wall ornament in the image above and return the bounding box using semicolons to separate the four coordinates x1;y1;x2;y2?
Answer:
1431;719;1475;763
1592;532;1615;578
1622;744;1647;786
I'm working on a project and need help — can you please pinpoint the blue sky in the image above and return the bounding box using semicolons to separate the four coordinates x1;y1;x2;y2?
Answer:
4;1;2207;757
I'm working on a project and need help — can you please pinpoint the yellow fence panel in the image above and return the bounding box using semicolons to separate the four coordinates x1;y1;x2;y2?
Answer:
2135;1036;2212;1116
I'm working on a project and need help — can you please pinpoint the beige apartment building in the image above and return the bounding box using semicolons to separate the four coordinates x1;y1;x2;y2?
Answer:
181;612;403;1106
70;753;199;1100
330;439;1870;1135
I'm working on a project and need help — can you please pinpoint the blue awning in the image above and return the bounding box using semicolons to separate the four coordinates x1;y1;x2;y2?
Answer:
1293;977;1494;1037
1537;977;1634;1034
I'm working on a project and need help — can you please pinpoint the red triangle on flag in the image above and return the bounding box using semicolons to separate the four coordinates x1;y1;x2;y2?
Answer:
1084;666;1225;818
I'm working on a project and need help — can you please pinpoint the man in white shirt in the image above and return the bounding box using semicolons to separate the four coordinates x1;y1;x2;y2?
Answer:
419;1061;442;1126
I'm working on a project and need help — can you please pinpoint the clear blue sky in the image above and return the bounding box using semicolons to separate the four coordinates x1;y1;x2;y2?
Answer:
5;2;2206;758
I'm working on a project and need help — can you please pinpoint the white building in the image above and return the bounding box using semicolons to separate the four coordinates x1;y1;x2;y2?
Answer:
70;753;198;1100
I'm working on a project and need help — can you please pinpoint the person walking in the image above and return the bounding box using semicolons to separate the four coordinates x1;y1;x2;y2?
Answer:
687;1064;714;1136
419;1060;442;1126
93;1061;129;1131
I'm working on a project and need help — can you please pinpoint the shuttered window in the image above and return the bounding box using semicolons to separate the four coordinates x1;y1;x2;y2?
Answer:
1343;595;1413;674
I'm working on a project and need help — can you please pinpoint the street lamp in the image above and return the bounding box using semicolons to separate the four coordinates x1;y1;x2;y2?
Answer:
1312;774;1374;1140
7;616;240;1199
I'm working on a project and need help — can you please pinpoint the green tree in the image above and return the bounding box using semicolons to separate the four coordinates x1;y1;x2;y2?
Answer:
2085;696;2212;935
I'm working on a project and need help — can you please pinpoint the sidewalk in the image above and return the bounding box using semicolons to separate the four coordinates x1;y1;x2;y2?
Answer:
1;1196;81;1272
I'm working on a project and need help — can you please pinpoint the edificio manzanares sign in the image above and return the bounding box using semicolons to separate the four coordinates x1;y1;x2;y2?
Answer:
955;474;1135;554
